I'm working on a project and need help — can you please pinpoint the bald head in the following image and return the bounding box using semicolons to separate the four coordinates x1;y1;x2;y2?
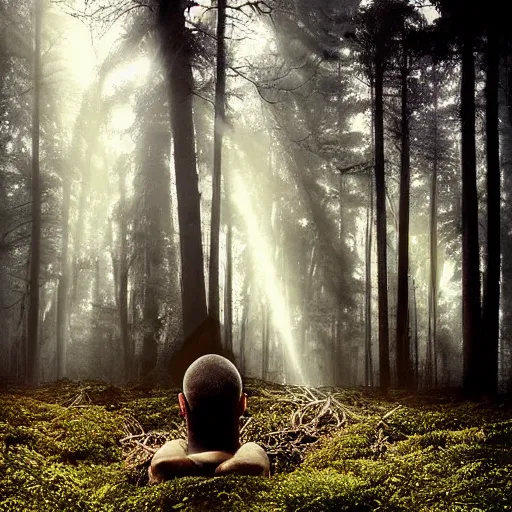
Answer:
183;354;242;416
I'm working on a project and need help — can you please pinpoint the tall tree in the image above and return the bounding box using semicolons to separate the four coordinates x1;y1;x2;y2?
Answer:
395;4;424;389
27;0;42;385
157;0;207;339
352;0;412;390
208;0;227;346
56;159;70;380
118;160;130;379
395;29;412;389
139;130;171;379
459;8;481;396
374;49;390;391
481;11;501;396
427;62;440;389
433;0;482;395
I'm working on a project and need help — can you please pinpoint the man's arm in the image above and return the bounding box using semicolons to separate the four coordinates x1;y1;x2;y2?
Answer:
215;442;270;477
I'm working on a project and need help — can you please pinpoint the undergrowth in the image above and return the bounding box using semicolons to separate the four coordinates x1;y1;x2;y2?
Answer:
0;379;511;511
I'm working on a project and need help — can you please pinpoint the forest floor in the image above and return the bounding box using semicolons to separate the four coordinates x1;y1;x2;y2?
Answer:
0;379;511;511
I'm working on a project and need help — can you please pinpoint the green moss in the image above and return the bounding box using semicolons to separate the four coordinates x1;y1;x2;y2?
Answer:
270;469;374;511
120;397;180;432
303;423;378;469
1;382;511;511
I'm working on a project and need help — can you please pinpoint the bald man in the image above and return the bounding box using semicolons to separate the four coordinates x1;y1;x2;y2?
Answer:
149;354;270;482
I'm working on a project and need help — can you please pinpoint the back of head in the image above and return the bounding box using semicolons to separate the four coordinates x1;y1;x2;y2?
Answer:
183;354;242;417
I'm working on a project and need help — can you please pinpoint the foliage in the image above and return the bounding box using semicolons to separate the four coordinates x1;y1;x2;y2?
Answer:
1;380;511;511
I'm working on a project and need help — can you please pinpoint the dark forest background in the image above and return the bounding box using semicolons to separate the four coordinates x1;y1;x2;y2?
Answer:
1;0;511;397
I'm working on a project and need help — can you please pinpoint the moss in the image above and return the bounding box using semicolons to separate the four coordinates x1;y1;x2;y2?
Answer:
270;469;374;511
120;397;180;432
1;381;511;511
303;423;378;469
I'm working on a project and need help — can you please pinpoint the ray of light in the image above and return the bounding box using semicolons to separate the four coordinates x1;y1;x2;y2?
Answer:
231;171;307;384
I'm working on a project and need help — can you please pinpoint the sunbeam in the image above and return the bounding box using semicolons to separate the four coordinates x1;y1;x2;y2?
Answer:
231;171;307;385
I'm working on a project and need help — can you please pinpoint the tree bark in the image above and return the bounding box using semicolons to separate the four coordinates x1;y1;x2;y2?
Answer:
239;274;249;375
208;0;227;347
56;168;70;379
157;0;207;339
482;26;500;396
460;26;482;396
396;46;411;389
27;0;42;386
224;222;233;352
365;78;375;388
427;63;439;389
374;56;390;391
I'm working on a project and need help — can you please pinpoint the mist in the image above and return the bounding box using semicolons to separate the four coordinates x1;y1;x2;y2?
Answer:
1;0;510;398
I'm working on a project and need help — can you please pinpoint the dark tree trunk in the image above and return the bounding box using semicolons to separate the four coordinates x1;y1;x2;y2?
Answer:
239;274;249;375
427;63;439;389
208;0;227;348
374;56;390;391
396;47;411;389
157;0;207;339
482;27;500;396
460;27;482;396
27;0;42;386
224;222;233;352
365;168;374;388
411;277;419;386
365;79;375;388
56;170;70;379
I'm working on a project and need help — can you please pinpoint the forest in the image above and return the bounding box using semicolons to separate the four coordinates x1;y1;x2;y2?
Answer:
1;0;511;395
1;0;512;510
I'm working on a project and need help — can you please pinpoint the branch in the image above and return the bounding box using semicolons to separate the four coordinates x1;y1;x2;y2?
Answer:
336;162;371;174
227;1;272;16
3;294;26;310
1;220;32;243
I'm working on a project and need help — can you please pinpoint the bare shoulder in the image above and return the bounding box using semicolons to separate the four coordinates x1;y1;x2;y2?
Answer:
215;442;270;477
152;439;187;462
149;439;198;483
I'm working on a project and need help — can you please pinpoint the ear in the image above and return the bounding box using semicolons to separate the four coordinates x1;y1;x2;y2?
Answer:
178;393;187;418
238;392;247;416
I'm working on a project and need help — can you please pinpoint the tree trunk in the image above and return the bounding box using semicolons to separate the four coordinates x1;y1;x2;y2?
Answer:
139;131;171;379
374;56;390;391
365;79;375;388
118;164;130;380
427;63;439;389
56;168;70;379
482;26;500;396
71;85;102;304
157;0;207;339
262;301;269;380
365;168;374;387
461;27;482;396
224;221;233;352
27;0;42;386
208;0;227;348
239;275;250;375
396;46;411;389
300;241;316;358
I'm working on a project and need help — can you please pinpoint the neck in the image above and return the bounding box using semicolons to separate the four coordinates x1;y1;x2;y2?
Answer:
186;422;240;455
